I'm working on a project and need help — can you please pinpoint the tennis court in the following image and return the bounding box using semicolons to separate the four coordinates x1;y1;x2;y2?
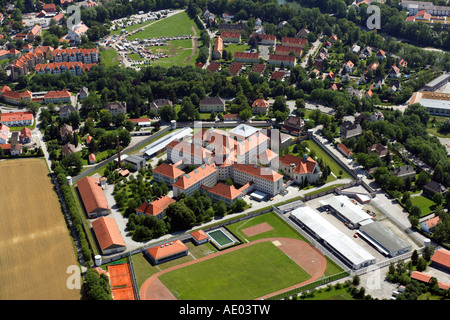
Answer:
108;263;136;300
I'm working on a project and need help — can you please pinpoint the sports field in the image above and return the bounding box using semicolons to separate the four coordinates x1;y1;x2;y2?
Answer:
0;159;81;299
158;241;311;300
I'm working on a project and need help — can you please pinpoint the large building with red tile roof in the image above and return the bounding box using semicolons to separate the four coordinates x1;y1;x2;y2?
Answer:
52;48;99;63
0;123;10;144
135;195;176;220
144;240;189;265
251;33;276;46
252;98;269;115
234;52;260;64
190;230;209;245
268;54;296;67
27;24;42;42
76;176;111;218
167;139;213;166
281;37;308;49
172;163;218;197
35;61;96;76
279;154;321;184
201;181;252;206
231;164;283;196
10;50;46;80
152;162;185;185
275;45;302;58
220;31;241;43
0;111;33;125
431;249;450;272
91;216;126;255
43;90;72;104
1;90;33;106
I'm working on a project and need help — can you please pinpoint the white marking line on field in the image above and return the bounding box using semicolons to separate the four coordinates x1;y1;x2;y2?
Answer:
272;240;281;247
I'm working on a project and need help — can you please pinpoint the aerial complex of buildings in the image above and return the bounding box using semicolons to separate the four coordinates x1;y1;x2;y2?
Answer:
1;0;450;303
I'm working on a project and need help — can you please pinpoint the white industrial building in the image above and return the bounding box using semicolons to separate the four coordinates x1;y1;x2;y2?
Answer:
290;206;376;270
319;195;373;229
357;220;412;257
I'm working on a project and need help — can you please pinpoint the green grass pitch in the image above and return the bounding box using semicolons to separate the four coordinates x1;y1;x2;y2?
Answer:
158;241;311;300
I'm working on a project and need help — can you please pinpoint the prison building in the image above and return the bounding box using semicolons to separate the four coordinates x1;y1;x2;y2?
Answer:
77;176;111;218
357;220;412;257
144;240;189;265
91;216;126;255
290;206;376;269
319;195;373;229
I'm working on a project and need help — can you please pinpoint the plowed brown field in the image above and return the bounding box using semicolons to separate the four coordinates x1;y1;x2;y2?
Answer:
0;159;81;299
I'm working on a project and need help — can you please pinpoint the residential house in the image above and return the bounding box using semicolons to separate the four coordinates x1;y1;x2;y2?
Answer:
359;46;372;59
228;62;243;76
223;113;240;122
88;153;96;164
423;180;448;196
27;24;42;42
78;86;88;100
376;49;386;60
52;48;99;63
2;90;33;105
251;33;276;46
350;44;361;54
60;123;73;140
35;62;96;76
212;36;223;60
206;61;221;73
275;45;302;58
20;127;32;144
388;65;401;78
281;37;308;49
296;28;310;39
10;143;22;156
220;32;241;43
268;54;296;67
251;63;266;75
44;90;72;104
421;216;440;234
367;143;388;158
281;116;304;136
62;22;89;44
104;102;126;115
343;60;355;73
370;111;384;121
389;80;401;93
234;52;259;64
136;195;176;220
252;98;270;115
43;3;56;12
149;99;172;113
61;142;76;157
391;165;416;180
0;111;33;126
59;105;76;118
218;22;246;34
373;77;385;89
0;124;10;144
340;121;362;140
199;96;225;113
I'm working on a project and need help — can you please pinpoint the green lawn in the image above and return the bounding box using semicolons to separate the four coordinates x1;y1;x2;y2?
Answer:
411;195;437;217
227;211;309;243
100;48;120;67
302;286;354;300
127;11;199;40
159;241;312;300
302;140;352;180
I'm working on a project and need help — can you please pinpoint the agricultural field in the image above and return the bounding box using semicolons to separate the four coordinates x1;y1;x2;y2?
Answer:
0;159;81;300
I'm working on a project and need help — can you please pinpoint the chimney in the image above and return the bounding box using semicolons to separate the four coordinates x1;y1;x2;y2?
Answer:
117;135;121;167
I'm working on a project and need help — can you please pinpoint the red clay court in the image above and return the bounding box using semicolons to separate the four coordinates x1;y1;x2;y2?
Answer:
108;263;136;300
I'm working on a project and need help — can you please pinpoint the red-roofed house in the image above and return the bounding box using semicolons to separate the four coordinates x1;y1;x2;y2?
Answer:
136;195;176;220
144;240;189;265
88;153;96;164
268;54;296;67
220;32;241;43
275;45;302;58
92;216;126;255
234;52;259;64
228;62;243;76
212;36;223;60
252;98;269;115
0;111;33;125
281;37;308;49
43;3;56;12
279;154;321;184
388;65;401;78
1;90;32;106
43;90;71;104
0;124;10;144
27;24;42;42
251;33;276;46
421;216;440;234
20;127;32;144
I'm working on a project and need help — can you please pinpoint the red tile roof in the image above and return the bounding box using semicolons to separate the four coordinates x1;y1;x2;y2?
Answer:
153;162;185;179
202;182;243;200
252;98;269;109
281;37;307;46
172;163;217;190
411;271;432;283
44;90;72;99
76;176;110;214
0;111;33;122
234;52;259;60
1;90;32;101
91;216;125;251
337;143;353;156
269;54;296;63
146;240;188;260
431;249;450;268
220;32;241;39
136;196;176;217
191;230;209;242
233;164;282;182
279;154;317;174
